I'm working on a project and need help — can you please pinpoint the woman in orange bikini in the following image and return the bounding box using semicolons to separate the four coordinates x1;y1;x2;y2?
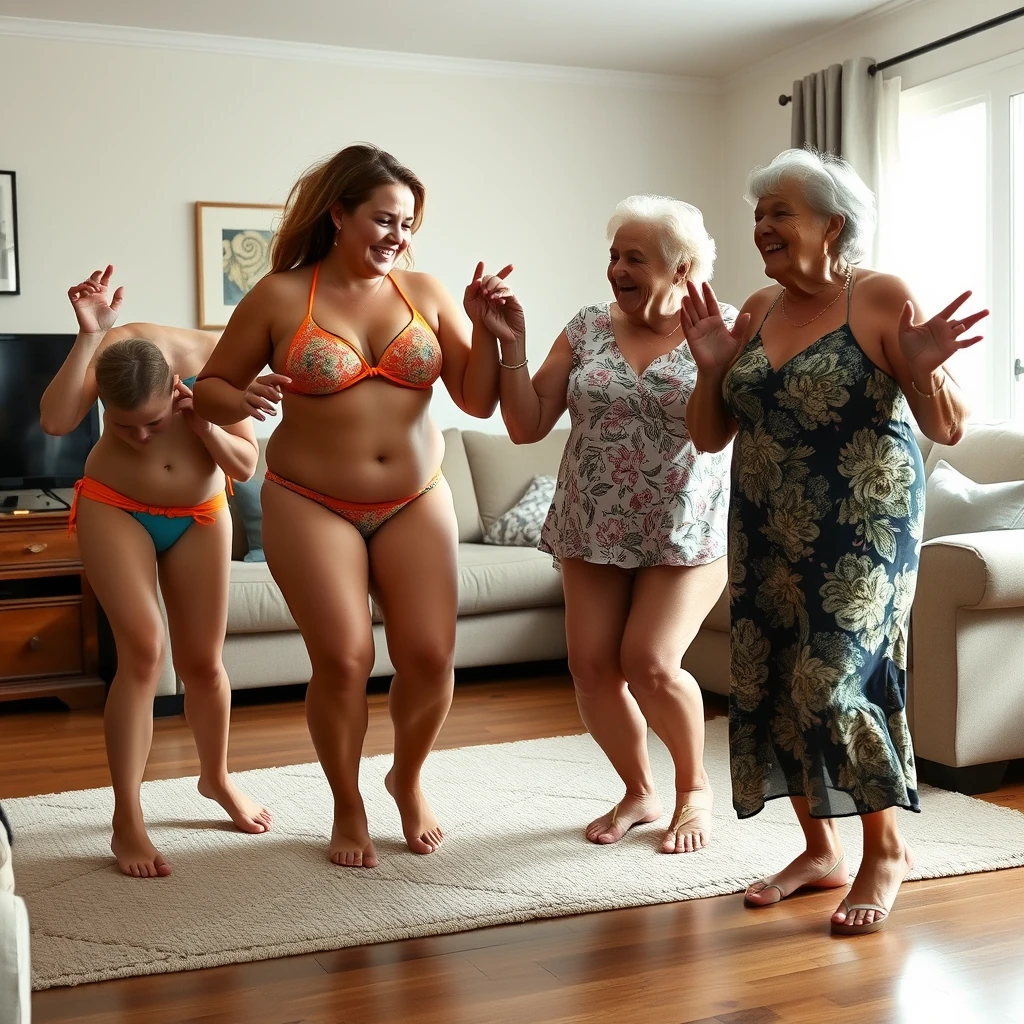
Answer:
194;144;519;867
40;266;272;878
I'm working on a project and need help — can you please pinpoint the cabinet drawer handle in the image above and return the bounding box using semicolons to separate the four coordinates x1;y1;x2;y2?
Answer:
28;635;41;650
24;542;47;554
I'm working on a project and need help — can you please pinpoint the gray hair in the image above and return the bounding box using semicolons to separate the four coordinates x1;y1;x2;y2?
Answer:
607;194;717;282
744;148;876;264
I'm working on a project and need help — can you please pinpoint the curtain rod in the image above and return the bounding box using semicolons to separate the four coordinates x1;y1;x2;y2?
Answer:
778;6;1024;106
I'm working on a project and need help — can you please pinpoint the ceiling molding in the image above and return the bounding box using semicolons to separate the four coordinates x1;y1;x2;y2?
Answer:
0;15;721;95
721;0;924;92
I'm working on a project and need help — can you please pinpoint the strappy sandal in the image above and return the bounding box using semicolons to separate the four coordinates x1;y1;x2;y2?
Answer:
663;799;713;852
744;853;847;908
830;898;890;936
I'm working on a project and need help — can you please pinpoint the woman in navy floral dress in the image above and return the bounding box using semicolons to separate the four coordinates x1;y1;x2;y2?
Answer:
496;196;737;854
684;149;986;934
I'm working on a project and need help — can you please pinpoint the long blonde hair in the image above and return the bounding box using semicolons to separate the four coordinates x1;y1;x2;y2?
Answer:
271;144;426;273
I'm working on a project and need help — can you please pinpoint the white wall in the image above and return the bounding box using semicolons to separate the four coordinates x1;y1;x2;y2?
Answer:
0;28;723;433
715;0;1024;306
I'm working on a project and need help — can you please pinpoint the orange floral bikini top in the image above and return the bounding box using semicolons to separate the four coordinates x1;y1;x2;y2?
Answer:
282;264;443;395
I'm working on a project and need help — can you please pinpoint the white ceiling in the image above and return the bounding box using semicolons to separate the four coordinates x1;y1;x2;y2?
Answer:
0;0;901;78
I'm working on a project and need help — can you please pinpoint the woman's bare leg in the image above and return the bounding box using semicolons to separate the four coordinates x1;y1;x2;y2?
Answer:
158;506;271;834
831;809;912;930
561;559;662;844
370;480;458;855
619;559;726;853
75;498;170;878
744;797;848;905
262;481;377;867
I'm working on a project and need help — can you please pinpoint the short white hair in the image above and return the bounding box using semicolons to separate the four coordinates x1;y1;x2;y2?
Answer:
606;195;717;283
745;148;876;264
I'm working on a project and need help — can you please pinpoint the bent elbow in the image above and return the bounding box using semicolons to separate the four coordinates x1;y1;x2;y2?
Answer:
39;414;69;437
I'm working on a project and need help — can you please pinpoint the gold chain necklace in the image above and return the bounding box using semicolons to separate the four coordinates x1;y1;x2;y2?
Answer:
781;267;853;329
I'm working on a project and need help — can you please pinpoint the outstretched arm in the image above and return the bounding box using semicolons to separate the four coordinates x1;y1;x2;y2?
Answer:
682;281;751;453
40;265;124;436
879;277;984;445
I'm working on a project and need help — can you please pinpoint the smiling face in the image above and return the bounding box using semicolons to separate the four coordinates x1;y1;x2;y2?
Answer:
607;222;686;318
103;390;175;448
332;183;416;278
753;176;845;281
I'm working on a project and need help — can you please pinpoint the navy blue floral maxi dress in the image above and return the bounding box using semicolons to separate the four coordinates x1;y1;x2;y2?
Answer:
722;282;923;819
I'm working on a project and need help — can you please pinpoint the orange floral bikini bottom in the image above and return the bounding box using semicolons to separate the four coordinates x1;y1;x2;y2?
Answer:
264;468;443;539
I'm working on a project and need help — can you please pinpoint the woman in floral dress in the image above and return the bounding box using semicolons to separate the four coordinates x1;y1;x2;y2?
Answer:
495;195;737;853
683;148;986;934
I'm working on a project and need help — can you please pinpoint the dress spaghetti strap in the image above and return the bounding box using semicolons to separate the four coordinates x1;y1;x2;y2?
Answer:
756;291;784;335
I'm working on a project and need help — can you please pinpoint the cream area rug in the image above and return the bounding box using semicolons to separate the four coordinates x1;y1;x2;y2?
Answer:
9;718;1024;990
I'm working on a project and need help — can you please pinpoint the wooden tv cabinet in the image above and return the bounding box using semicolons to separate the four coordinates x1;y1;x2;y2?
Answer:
0;510;106;708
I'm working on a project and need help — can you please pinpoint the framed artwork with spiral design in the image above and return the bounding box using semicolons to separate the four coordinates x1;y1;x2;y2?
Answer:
195;201;283;330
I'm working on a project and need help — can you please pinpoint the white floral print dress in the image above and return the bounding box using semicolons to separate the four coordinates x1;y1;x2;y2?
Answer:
722;281;923;820
540;303;733;569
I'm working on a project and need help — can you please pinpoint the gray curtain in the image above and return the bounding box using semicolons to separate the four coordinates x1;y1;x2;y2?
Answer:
791;57;880;195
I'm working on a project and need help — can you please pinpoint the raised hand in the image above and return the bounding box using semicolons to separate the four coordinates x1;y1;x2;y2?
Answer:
242;372;290;422
68;265;124;334
681;281;751;376
898;291;989;377
464;262;524;346
173;378;212;436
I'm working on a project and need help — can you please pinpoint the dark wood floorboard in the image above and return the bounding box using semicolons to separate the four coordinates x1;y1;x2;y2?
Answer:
2;673;1023;1024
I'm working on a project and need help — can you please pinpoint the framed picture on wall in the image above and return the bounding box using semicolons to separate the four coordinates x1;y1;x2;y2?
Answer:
195;201;282;330
0;170;20;296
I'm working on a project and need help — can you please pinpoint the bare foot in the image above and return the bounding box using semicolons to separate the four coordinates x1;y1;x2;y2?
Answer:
198;775;272;834
329;803;378;868
831;843;913;934
110;818;172;879
585;793;662;845
662;787;714;853
745;847;848;906
384;769;443;855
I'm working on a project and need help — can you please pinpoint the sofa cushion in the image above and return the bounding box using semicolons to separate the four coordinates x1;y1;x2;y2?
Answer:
226;560;296;634
442;428;483;542
230;438;270;560
370;543;563;622
924;420;1024;484
463;429;570;531
483;475;556;547
923;460;1024;542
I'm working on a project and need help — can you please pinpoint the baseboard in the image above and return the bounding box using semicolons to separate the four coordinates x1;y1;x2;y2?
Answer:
153;694;184;718
917;758;1010;796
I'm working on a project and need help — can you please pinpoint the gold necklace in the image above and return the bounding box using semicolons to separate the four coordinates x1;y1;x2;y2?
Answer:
781;267;853;329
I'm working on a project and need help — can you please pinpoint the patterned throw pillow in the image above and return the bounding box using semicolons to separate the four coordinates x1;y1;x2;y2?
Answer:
483;475;557;547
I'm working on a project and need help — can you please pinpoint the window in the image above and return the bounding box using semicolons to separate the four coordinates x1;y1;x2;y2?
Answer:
892;55;1024;421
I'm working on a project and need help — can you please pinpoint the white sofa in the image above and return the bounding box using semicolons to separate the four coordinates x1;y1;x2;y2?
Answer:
0;823;31;1024
146;421;1023;793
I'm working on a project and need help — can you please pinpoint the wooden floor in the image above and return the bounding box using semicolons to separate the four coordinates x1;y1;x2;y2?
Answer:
3;672;1024;1024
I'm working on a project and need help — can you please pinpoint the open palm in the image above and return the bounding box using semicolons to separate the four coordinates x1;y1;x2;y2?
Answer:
898;291;988;377
681;280;751;375
68;265;124;334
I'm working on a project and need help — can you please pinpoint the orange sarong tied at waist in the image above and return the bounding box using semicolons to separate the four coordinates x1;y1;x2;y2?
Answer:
68;477;228;534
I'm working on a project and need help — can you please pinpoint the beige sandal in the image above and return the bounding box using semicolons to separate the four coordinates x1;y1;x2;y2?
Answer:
830;897;890;936
744;853;846;908
664;798;713;852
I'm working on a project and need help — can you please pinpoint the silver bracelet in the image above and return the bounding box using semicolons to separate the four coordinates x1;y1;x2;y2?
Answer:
499;356;528;370
912;371;947;398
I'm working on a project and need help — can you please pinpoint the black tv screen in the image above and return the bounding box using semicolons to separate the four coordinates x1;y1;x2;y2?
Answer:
0;333;100;489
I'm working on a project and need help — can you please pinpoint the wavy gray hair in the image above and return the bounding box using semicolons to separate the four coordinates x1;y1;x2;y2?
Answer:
745;148;876;264
607;195;717;283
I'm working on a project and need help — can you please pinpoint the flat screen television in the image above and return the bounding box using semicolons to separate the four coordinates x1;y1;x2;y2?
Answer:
0;333;100;489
